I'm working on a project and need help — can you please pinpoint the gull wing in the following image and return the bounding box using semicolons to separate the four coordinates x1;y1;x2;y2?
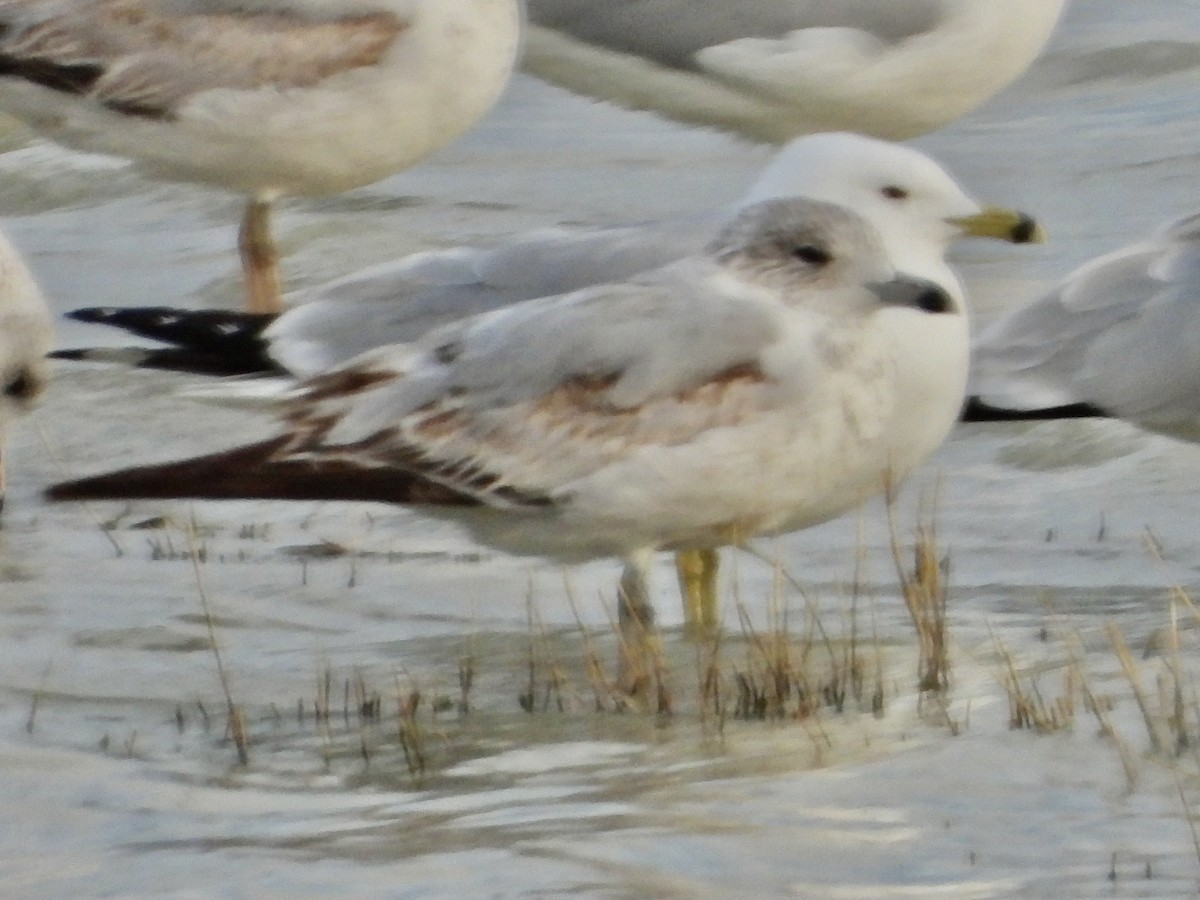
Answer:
972;212;1200;430
275;265;788;507
48;266;791;507
268;214;719;376
0;0;406;118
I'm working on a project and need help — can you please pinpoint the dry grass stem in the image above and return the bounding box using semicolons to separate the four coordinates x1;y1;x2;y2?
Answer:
1108;622;1172;755
563;574;618;712
885;481;950;693
989;621;1077;734
186;513;248;765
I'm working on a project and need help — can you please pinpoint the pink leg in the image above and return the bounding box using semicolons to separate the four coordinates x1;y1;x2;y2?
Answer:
238;199;283;314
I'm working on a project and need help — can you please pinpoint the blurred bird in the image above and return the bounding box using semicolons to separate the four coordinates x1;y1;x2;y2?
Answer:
523;0;1068;142
0;0;524;313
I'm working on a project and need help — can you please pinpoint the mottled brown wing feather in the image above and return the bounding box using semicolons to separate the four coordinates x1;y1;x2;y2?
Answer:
46;363;771;510
0;1;406;118
279;362;771;505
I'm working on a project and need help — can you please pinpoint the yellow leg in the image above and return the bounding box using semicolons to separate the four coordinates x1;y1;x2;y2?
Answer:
675;548;720;634
238;198;283;314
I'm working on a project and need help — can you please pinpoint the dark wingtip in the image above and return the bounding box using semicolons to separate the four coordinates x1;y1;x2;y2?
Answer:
50;347;153;365
65;306;275;344
960;396;1110;423
57;306;283;376
65;307;125;324
51;345;282;376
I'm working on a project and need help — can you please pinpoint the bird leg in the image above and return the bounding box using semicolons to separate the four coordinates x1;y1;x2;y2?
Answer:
238;199;283;314
617;551;661;700
674;548;720;635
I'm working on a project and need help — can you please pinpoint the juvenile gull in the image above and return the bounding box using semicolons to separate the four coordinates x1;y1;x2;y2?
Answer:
0;0;524;313
523;0;1068;142
966;211;1200;440
49;198;966;688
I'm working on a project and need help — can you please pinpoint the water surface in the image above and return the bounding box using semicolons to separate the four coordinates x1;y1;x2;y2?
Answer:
5;2;1200;896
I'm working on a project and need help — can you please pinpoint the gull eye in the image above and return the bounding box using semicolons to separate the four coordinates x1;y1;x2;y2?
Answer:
881;185;909;201
4;368;37;401
916;287;953;314
791;243;832;266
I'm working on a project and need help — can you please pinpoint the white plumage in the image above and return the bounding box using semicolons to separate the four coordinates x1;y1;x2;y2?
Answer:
972;211;1200;441
267;133;1033;378
523;0;1067;142
0;0;524;312
0;229;53;503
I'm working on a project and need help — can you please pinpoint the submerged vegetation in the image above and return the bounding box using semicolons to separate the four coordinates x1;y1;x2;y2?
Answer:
22;489;1200;882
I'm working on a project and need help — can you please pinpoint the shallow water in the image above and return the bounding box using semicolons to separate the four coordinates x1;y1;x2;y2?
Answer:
6;2;1200;896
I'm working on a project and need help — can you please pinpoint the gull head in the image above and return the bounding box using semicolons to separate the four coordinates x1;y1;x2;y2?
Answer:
0;240;51;430
709;196;954;316
0;233;51;511
740;132;1042;282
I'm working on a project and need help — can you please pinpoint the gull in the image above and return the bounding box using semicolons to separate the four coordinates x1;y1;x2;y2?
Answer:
0;229;53;511
53;132;1045;625
48;197;966;692
56;133;1042;376
522;0;1068;142
0;0;524;313
966;211;1200;440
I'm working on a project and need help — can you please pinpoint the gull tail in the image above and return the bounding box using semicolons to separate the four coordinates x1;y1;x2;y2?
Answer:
45;437;480;507
52;307;281;376
960;396;1109;423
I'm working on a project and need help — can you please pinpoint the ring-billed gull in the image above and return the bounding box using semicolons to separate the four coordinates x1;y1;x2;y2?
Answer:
0;230;53;511
49;197;964;691
52;133;1044;625
966;211;1200;439
0;0;524;313
55;133;1043;379
523;0;1068;142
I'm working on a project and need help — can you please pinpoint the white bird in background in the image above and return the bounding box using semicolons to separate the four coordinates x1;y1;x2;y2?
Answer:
48;197;967;693
522;0;1069;142
0;230;53;511
263;133;1043;380
55;132;1044;627
0;0;524;313
967;211;1200;441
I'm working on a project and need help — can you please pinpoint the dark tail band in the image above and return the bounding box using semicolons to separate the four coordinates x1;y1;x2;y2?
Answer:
46;437;480;507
